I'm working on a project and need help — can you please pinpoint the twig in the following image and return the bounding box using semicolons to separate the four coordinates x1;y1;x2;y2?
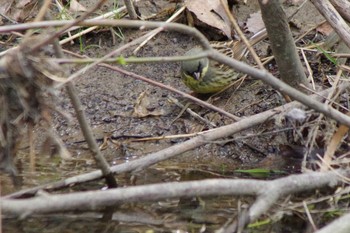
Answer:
60;45;241;121
123;0;138;19
133;5;186;54
65;83;118;188
168;96;217;127
300;49;315;90
0;20;212;51
0;4;130;56
30;0;109;52
52;20;211;87
50;20;118;187
209;49;350;126
303;201;318;231
103;63;241;121
219;0;264;69
128;133;200;142
58;4;129;46
320;40;350;171
320;89;349;172
52;52;212;64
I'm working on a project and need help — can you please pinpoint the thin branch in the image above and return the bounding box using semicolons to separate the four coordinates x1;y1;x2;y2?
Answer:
208;49;350;126
102;63;241;121
49;10;118;187
123;0;138;19
0;19;212;51
30;0;109;52
61;46;241;121
133;5;186;54
65;83;118;188
220;0;264;69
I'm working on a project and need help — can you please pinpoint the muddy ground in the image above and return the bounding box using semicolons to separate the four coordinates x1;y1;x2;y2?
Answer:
1;0;338;232
53;0;325;177
0;0;329;191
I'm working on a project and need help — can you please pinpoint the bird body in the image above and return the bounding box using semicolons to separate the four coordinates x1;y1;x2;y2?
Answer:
180;30;267;94
181;42;240;94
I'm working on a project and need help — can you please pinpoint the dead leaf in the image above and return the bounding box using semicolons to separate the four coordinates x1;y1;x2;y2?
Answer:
246;11;265;34
0;0;38;22
133;92;165;117
69;0;87;12
0;0;14;15
316;22;333;36
185;0;232;38
16;0;32;8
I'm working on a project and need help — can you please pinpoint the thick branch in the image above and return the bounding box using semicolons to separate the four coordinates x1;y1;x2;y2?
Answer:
258;0;309;91
2;170;349;219
310;0;350;48
316;211;350;233
329;0;350;22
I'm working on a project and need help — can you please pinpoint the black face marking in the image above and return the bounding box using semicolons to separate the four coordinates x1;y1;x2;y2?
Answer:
196;61;203;73
187;61;204;80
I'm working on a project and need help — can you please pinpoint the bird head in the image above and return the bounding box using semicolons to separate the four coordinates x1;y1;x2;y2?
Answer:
181;48;209;81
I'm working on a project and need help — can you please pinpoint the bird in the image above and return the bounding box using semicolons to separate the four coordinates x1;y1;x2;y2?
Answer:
180;30;267;94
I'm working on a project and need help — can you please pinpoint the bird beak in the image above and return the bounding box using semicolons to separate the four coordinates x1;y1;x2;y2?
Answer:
193;71;201;80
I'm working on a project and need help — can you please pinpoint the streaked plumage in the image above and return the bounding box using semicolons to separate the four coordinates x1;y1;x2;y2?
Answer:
180;30;267;94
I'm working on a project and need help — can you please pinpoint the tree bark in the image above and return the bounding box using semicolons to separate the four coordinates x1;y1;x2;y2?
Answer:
258;0;309;92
